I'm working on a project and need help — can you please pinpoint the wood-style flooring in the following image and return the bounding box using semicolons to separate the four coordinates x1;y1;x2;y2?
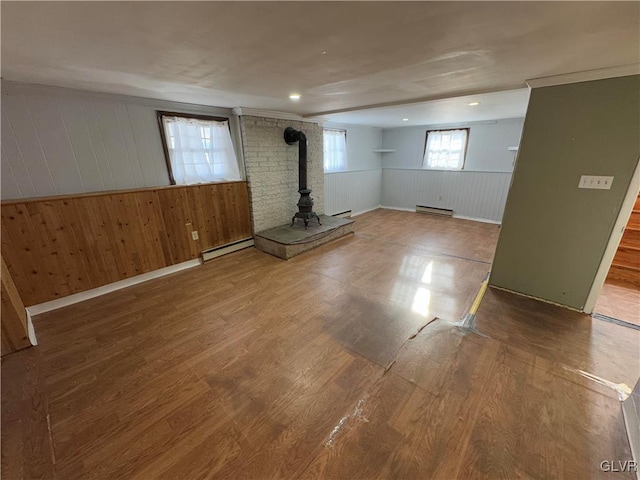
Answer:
595;281;640;327
2;209;637;479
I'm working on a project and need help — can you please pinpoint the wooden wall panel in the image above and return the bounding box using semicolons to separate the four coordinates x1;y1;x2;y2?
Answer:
1;257;31;355
1;182;252;306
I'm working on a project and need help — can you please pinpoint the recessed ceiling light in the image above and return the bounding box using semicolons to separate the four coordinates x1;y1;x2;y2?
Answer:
402;118;409;122
289;94;301;101
468;102;480;106
320;51;327;55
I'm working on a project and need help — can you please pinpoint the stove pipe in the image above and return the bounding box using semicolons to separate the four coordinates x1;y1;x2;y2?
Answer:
284;127;321;229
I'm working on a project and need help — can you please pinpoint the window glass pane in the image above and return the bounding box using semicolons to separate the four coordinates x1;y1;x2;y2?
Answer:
161;115;241;184
423;129;467;170
323;129;347;172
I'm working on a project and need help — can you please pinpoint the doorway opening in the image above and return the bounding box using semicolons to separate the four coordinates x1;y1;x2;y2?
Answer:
593;190;640;327
587;159;640;327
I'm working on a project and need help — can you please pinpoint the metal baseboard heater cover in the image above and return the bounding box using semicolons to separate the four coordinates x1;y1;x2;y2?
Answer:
202;237;254;262
332;210;352;219
416;205;453;217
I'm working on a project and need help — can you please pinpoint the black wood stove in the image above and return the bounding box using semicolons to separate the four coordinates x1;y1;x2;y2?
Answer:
284;127;321;229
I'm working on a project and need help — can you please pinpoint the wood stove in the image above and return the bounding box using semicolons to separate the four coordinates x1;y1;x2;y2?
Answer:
284;127;321;229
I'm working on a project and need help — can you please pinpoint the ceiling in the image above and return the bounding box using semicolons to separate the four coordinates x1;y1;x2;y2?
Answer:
2;2;638;126
321;88;530;128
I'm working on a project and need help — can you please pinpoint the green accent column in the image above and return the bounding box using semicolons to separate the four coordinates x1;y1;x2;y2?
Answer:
490;75;640;310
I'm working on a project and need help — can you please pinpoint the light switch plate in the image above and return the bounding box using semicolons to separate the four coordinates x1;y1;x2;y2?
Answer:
191;231;199;240
578;175;614;190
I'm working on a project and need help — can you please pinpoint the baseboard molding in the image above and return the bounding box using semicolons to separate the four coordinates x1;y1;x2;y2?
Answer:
487;284;584;313
622;389;640;480
202;238;254;261
379;206;502;225
26;310;37;346
453;214;502;225
26;258;203;316
379;205;415;213
352;206;381;217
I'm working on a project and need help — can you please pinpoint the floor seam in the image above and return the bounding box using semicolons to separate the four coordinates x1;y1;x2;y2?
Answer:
317;316;440;453
354;232;492;265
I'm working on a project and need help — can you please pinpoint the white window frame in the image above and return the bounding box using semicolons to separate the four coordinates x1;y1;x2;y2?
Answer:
158;111;241;185
422;128;469;170
323;128;347;173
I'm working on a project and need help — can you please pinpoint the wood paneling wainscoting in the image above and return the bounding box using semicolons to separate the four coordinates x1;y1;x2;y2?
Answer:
1;182;252;306
1;257;31;355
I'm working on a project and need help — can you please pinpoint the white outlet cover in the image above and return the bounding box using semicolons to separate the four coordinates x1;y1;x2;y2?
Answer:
191;231;199;240
578;175;614;190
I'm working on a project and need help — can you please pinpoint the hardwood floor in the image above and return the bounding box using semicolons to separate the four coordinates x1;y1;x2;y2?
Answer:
2;209;636;479
595;281;640;327
1;347;54;479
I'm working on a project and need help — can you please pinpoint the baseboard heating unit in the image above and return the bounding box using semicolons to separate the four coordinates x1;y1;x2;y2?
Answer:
416;205;453;217
332;210;353;219
202;237;254;262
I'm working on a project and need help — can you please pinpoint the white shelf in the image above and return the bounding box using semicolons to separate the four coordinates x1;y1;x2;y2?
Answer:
373;149;396;153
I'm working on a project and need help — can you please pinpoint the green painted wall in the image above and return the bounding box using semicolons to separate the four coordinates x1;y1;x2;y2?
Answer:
490;75;640;310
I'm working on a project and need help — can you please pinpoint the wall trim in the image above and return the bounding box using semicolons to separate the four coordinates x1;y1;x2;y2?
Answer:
379;205;416;213
622;387;640;480
1;180;248;205
26;258;202;316
352;205;381;217
26;310;38;345
454;214;502;225
325;168;382;175
233;107;319;123
487;285;584;313
379;206;501;225
382;168;513;174
526;64;640;89
583;158;640;314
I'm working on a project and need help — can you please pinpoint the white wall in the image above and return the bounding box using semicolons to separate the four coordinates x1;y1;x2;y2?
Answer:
382;118;524;172
382;169;512;223
2;80;521;225
325;170;382;216
1;81;241;200
326;122;383;171
379;118;524;222
323;122;383;215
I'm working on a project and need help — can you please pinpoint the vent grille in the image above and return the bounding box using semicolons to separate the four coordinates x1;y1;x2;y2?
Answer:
416;205;453;217
202;238;254;262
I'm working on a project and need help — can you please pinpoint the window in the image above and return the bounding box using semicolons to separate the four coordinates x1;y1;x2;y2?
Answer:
323;129;347;172
158;112;241;185
423;128;469;170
